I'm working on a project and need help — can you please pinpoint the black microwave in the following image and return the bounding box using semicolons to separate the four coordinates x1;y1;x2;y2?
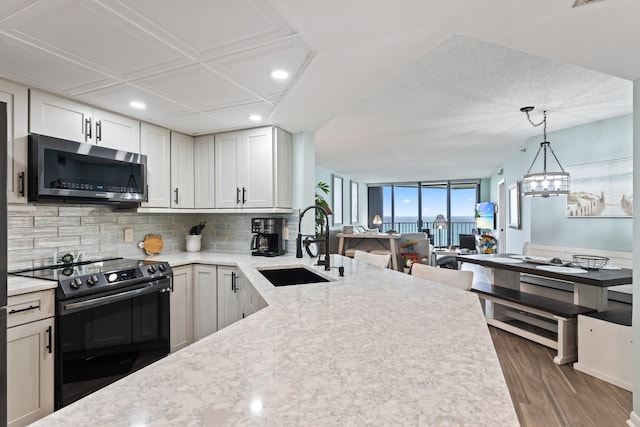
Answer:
28;133;147;205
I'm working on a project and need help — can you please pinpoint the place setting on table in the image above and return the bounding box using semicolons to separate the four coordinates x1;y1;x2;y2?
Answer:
472;253;620;274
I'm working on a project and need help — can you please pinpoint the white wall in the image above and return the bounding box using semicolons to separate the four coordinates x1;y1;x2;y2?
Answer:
490;114;633;253
315;166;368;229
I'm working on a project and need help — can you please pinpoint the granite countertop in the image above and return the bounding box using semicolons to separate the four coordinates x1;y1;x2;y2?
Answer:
7;274;57;297
30;252;518;426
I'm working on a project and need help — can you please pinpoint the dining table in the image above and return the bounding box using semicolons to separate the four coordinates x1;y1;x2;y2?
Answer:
457;253;633;311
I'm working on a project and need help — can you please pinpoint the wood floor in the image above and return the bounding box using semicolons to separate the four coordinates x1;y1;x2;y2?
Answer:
489;326;632;427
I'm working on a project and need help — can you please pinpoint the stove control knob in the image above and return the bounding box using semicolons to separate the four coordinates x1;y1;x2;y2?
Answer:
70;278;83;289
158;263;167;272
108;273;118;282
87;275;99;286
148;265;157;274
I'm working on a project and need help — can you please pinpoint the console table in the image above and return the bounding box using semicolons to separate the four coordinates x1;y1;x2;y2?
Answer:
337;233;402;271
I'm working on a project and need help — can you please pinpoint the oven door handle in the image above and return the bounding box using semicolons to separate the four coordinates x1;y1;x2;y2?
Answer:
60;281;169;314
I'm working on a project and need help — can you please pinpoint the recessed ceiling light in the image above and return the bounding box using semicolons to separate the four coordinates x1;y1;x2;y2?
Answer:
129;101;146;109
249;114;262;121
270;70;289;80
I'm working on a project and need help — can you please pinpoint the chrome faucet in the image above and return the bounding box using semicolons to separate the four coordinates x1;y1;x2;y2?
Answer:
296;205;331;270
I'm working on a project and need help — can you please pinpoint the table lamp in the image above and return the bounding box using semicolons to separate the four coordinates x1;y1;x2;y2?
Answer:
372;214;382;232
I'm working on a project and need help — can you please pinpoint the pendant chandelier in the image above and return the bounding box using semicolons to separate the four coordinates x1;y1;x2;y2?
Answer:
520;106;570;198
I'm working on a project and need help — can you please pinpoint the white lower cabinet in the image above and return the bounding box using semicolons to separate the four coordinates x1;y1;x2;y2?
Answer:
193;265;218;340
170;265;194;353
7;290;55;427
217;266;240;330
171;264;265;349
239;274;267;319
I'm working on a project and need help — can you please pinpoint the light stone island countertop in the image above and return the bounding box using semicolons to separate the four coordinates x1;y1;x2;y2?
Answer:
31;252;519;426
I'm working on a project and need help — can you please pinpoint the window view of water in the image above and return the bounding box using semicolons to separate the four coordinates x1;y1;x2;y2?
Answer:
371;181;480;247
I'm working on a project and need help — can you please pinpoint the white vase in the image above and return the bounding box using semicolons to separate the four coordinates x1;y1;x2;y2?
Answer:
186;235;202;252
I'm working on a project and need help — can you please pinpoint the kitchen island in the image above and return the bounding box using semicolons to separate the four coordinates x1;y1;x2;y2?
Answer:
29;252;518;426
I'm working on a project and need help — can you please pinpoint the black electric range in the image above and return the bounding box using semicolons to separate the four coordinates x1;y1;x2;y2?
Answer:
12;257;172;300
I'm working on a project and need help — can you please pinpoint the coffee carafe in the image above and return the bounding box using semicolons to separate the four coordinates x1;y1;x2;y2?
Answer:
250;217;285;256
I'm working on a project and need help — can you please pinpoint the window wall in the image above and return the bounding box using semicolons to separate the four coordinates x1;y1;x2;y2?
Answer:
369;180;480;247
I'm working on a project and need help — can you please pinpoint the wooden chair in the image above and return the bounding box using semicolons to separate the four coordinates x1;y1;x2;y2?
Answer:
411;263;473;290
353;250;391;268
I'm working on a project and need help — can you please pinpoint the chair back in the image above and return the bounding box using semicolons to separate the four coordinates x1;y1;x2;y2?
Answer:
353;250;391;268
411;263;473;290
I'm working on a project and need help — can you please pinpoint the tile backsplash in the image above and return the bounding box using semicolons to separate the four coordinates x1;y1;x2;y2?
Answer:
8;204;298;272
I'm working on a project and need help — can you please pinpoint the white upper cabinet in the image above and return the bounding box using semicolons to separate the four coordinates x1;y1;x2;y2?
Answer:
1;78;29;204
170;131;195;209
273;127;292;208
243;127;273;208
194;134;215;208
214;131;241;208
214;126;291;209
29;90;140;152
92;109;140;152
140;122;171;208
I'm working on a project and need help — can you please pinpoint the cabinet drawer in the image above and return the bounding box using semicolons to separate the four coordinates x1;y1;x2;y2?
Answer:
7;290;55;328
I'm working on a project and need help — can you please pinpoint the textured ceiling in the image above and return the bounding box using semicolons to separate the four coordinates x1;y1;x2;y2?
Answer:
315;35;632;182
0;0;637;182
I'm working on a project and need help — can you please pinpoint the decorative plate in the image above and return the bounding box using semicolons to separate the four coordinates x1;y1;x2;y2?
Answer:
139;234;164;255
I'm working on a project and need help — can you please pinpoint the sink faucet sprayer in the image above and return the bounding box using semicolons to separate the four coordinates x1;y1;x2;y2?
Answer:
296;205;331;270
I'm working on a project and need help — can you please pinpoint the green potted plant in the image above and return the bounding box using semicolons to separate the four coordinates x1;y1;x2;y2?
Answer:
315;181;332;238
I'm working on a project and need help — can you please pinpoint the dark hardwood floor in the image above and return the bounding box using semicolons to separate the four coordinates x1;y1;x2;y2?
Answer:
489;326;632;427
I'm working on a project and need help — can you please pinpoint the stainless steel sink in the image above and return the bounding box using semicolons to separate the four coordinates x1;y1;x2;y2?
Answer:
257;266;331;287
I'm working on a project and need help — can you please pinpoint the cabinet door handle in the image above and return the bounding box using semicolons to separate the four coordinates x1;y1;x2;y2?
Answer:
231;272;236;292
46;325;52;354
96;120;102;142
174;188;179;205
242;187;246;204
8;304;39;315
236;187;241;204
18;171;25;197
85;118;92;139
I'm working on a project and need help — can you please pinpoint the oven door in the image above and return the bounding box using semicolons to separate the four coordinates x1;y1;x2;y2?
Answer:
55;278;171;409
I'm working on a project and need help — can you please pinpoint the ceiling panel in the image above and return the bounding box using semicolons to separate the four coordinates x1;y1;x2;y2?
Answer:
0;35;113;91
205;100;275;128
134;64;259;110
75;83;191;118
110;0;292;58
0;0;40;22
213;35;311;98
4;0;188;77
154;111;237;135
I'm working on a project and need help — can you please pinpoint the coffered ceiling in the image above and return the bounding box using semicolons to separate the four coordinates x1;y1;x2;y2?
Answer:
0;0;637;182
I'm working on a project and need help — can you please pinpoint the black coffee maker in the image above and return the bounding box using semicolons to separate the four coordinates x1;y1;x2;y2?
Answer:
250;218;285;256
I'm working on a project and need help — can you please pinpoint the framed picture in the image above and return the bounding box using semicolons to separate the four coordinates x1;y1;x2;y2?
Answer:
508;182;520;229
566;158;633;217
350;181;359;223
333;175;343;225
